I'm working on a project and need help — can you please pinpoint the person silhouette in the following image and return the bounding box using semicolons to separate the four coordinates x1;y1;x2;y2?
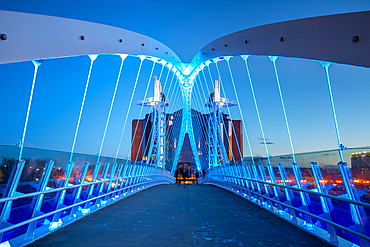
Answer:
182;166;187;188
174;169;179;185
195;170;199;184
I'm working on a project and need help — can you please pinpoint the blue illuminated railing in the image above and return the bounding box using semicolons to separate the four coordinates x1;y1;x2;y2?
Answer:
0;157;174;247
200;165;370;247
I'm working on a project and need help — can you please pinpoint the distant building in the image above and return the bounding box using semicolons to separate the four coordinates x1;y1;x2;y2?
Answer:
131;108;243;171
222;114;243;162
130;113;152;162
351;152;370;180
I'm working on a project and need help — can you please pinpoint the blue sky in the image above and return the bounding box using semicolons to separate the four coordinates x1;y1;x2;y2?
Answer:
1;0;370;163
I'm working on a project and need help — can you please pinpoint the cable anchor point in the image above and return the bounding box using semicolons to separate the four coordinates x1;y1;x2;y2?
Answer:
339;143;347;151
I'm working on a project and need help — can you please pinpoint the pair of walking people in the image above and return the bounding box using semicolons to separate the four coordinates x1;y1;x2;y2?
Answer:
175;166;191;187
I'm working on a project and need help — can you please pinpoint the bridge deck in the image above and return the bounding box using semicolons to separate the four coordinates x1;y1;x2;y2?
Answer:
28;184;331;246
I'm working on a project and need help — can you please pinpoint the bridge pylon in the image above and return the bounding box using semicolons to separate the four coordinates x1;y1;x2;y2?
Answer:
138;76;169;168
206;79;236;168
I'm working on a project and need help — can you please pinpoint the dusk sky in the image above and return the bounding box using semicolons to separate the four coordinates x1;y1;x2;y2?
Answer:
1;1;370;165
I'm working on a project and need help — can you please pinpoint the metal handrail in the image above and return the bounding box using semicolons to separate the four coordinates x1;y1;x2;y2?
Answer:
0;173;174;204
0;178;172;234
206;174;370;209
205;179;370;242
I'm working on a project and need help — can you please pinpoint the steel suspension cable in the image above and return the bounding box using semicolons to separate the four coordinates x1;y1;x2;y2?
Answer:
127;60;156;160
164;78;181;141
225;57;256;165
190;93;207;148
18;60;42;161
158;62;165;81
97;54;127;163
115;55;146;160
70;55;98;162
269;56;296;163
196;72;214;137
166;84;182;142
192;77;210;143
242;55;271;164
205;63;235;164
320;61;344;162
213;61;240;164
165;72;176;100
191;86;206;161
196;74;212;160
162;71;178;143
201;68;212;95
162;65;172;93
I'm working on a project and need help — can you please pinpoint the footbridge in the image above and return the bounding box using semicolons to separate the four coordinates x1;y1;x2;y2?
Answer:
0;10;370;246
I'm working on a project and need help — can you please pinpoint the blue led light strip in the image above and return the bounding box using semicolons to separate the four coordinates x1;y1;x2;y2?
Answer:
97;54;127;163
18;60;41;161
70;55;98;162
115;55;145;160
225;57;256;165
269;56;296;163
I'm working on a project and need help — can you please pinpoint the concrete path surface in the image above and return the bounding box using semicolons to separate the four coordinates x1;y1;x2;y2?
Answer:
27;184;331;246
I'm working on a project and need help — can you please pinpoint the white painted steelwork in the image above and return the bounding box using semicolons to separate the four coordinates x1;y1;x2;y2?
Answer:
138;76;169;168
186;11;370;76
0;10;184;71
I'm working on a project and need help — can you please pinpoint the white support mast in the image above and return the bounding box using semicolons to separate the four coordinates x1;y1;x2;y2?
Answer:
206;79;236;168
137;76;169;168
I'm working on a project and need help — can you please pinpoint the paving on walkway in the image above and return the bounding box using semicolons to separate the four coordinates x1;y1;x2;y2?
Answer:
28;184;332;247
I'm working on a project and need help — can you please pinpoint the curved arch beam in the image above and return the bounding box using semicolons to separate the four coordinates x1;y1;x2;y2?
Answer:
187;11;370;74
0;10;184;71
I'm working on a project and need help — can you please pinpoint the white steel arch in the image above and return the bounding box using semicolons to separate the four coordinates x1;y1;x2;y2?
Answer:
186;11;370;77
0;10;184;71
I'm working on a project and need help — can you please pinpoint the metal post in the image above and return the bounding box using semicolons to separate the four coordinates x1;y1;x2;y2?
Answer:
0;160;25;242
25;160;54;239
70;162;89;216
311;162;338;244
50;161;75;230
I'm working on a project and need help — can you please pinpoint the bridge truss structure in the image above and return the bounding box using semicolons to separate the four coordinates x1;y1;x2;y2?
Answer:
0;9;370;247
206;79;236;168
137;76;169;168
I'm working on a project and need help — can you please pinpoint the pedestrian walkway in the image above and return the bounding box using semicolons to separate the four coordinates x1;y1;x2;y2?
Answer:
28;184;331;246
